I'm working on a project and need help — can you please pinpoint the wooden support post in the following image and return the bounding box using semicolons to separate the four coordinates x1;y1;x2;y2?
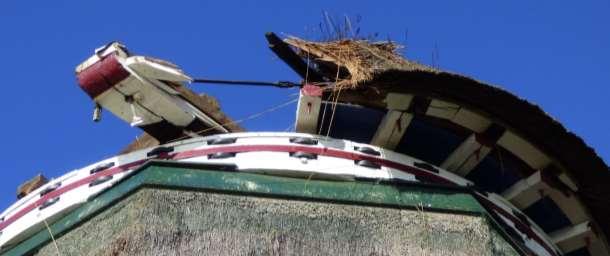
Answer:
371;93;413;149
550;221;597;254
441;124;504;176
441;134;491;176
501;166;588;226
295;85;323;134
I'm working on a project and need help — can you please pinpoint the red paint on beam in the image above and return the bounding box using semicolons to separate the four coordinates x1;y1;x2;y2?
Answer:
76;54;129;98
301;84;322;97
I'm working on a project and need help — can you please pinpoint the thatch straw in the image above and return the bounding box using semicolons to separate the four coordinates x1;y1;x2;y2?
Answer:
34;188;519;256
284;36;437;88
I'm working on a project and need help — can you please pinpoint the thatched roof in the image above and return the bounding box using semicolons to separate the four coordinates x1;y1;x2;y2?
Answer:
284;36;437;88
281;35;610;242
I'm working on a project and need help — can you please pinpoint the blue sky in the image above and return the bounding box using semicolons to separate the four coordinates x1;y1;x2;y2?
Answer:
0;1;608;210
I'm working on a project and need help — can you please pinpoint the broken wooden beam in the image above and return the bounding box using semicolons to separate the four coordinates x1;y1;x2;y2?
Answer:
265;32;325;82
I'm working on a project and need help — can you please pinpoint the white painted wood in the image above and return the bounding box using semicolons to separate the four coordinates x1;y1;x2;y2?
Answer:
441;134;492;176
96;81;164;127
0;159;131;249
78;47;227;133
502;170;590;227
497;131;551;170
1;132;599;255
550;221;595;253
0;132;477;249
125;56;192;82
452;108;492;133
556;165;579;192
111;68;196;127
370;93;414;149
502;171;543;207
383;93;413;111
556;192;590;225
484;193;560;256
495;213;554;256
295;93;322;134
370;110;413;150
426;99;460;120
423;98;491;133
237;152;393;181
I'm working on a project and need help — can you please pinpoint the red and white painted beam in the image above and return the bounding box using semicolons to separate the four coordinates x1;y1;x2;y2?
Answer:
441;124;505;176
75;42;228;142
295;84;323;134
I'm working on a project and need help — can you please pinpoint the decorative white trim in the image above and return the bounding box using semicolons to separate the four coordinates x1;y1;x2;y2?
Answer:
0;132;593;256
1;132;466;248
484;193;561;255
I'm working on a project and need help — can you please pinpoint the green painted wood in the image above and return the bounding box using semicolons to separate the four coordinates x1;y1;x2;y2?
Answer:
2;162;485;255
144;163;484;213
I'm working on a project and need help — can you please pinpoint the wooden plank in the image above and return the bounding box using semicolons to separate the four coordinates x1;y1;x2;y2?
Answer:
441;134;491;176
370;111;413;149
295;85;323;134
441;123;504;176
497;131;551;170
502;169;589;226
550;221;596;253
452;108;491;133
371;93;414;149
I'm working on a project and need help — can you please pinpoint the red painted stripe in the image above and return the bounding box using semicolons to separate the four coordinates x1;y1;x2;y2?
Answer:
0;144;453;232
474;193;558;256
1;144;450;232
171;145;455;185
0;160;145;231
4;142;561;255
175;145;557;255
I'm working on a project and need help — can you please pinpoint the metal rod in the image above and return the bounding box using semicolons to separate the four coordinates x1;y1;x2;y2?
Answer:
192;79;300;88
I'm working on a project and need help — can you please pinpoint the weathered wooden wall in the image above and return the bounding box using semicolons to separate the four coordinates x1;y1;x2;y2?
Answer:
34;188;517;255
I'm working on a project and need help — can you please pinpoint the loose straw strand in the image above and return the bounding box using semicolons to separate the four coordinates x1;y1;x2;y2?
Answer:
325;47;347;138
43;219;62;256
